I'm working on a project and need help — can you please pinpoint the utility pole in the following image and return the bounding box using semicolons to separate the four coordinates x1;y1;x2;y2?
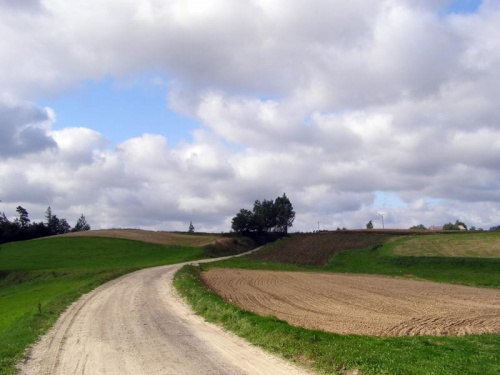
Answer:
317;222;320;231
379;213;385;229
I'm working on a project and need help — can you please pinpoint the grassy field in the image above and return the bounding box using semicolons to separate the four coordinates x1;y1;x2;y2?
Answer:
175;265;500;375
392;232;500;258
173;231;500;374
0;233;253;375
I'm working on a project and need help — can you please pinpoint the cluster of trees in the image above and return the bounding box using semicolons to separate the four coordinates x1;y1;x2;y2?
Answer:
442;220;468;230
409;221;487;231
0;206;90;244
409;224;427;230
231;193;295;235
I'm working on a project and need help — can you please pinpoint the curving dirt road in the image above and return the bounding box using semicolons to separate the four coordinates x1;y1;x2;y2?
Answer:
17;260;311;375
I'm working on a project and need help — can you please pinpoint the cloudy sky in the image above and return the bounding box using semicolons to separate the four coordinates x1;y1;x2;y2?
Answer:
1;0;499;232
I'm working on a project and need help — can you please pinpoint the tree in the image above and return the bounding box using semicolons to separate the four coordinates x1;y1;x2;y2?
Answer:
366;220;373;229
188;221;195;233
46;206;56;234
443;220;467;231
252;199;277;233
231;194;295;235
72;214;91;232
16;206;30;228
409;224;426;230
231;209;253;234
274;193;295;234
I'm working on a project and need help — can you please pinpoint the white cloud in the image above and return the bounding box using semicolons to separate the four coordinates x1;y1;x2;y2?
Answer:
1;1;500;231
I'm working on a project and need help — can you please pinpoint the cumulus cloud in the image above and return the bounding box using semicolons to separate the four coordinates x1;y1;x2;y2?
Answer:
0;100;57;157
1;0;500;230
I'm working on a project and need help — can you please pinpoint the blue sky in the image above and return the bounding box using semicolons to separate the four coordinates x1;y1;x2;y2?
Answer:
40;75;198;145
443;0;482;14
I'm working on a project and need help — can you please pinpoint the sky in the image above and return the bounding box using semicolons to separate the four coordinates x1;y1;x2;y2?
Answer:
1;0;499;232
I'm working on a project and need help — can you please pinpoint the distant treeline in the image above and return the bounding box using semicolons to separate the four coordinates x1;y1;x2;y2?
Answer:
0;206;90;244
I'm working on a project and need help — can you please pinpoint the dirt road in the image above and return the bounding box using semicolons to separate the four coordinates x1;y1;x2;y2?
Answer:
203;268;500;336
17;262;311;375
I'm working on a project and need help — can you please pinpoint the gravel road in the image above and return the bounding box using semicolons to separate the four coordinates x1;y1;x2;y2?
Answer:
17;259;311;375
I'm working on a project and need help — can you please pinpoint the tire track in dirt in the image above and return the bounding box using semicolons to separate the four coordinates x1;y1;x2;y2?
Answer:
202;269;500;336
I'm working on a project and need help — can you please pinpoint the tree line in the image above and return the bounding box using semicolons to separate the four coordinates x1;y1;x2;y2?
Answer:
231;193;295;235
0;206;90;244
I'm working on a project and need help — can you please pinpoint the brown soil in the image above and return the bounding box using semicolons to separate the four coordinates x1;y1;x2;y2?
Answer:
202;268;500;336
59;229;219;247
248;232;395;266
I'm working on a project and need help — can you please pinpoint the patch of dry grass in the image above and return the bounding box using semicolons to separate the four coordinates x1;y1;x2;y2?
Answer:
392;233;500;258
58;229;219;247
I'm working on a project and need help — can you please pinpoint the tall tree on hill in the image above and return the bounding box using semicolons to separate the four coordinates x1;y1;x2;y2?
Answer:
274;193;295;234
16;206;30;228
366;220;373;229
72;214;91;232
45;206;56;234
188;221;195;233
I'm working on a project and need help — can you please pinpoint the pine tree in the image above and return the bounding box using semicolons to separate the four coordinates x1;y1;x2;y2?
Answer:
72;214;91;232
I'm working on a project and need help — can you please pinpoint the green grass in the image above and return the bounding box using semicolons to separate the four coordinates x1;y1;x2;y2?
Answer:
0;237;208;375
174;265;500;375
208;232;500;288
325;243;500;287
392;232;500;258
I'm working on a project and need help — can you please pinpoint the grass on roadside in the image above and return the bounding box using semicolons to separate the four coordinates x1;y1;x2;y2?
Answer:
0;236;213;375
174;265;500;375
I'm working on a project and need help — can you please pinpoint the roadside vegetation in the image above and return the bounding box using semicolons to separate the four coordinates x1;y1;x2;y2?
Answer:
0;233;253;375
175;265;500;375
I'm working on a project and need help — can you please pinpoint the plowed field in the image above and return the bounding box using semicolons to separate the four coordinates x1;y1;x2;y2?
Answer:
202;268;500;336
248;232;395;266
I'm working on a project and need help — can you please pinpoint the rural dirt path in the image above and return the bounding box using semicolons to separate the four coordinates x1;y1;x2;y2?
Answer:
17;258;312;375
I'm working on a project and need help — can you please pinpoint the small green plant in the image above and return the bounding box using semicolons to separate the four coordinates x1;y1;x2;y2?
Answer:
37;302;41;315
